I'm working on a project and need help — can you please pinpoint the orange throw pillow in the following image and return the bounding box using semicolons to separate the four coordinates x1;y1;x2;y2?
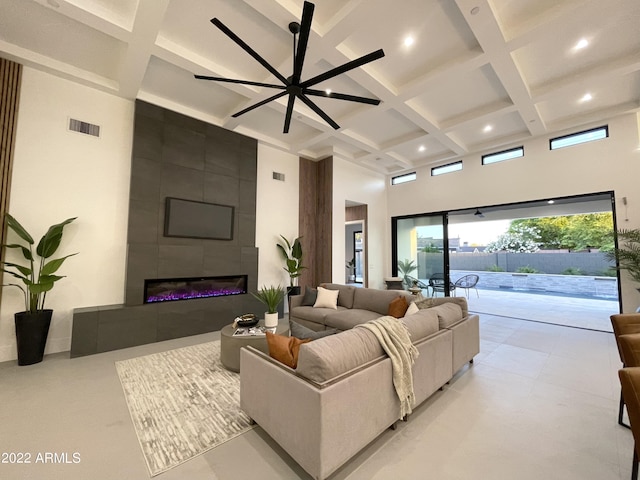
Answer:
388;295;409;318
265;332;310;368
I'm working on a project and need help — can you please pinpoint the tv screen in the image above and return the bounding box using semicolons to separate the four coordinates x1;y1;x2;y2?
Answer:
164;197;234;240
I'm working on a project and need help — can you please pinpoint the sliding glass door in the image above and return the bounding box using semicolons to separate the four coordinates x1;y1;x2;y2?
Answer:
393;213;452;296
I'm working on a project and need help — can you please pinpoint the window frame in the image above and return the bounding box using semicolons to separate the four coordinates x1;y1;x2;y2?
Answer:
482;146;524;165
549;125;608;150
431;161;462;176
391;172;417;185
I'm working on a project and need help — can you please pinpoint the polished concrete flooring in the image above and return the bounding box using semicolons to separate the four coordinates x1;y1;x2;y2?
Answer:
0;312;631;479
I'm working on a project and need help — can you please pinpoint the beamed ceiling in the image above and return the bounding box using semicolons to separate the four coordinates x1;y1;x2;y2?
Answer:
1;0;639;174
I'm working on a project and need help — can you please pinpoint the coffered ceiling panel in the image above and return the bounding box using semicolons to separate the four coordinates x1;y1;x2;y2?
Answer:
0;0;124;80
1;0;639;174
407;64;511;125
339;0;480;89
142;56;248;120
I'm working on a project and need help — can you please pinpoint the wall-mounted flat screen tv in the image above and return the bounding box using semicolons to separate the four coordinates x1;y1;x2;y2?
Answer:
164;197;234;240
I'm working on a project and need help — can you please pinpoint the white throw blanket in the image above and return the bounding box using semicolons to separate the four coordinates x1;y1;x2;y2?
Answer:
356;316;419;418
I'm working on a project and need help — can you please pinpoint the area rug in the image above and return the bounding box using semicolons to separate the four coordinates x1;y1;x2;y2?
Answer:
115;341;254;476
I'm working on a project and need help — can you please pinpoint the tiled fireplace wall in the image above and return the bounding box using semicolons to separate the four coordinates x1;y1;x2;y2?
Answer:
71;101;265;357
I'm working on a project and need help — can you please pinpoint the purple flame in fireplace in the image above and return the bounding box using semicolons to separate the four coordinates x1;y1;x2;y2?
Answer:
144;275;247;303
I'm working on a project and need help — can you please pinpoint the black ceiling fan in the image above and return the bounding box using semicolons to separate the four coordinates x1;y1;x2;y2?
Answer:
195;1;385;133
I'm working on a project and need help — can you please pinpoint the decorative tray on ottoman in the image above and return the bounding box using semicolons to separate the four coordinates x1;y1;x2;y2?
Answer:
235;313;258;327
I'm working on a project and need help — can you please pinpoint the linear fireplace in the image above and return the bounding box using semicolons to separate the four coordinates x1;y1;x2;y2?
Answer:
143;275;248;304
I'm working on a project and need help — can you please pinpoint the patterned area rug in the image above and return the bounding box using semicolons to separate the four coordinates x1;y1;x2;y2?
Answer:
115;341;254;476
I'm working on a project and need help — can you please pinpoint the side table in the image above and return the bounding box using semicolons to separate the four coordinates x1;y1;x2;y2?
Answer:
220;318;289;372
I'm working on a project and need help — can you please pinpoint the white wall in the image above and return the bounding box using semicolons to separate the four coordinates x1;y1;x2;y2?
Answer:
255;144;299;288
0;67;134;362
387;113;640;311
333;158;388;289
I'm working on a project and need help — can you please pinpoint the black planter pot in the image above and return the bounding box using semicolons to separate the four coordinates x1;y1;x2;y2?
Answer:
15;310;53;366
287;286;301;297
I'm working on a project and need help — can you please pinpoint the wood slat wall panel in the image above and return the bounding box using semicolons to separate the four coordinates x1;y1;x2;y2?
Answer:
298;157;333;289
0;58;22;262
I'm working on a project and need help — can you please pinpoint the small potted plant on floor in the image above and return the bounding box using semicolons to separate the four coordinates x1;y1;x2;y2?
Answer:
1;213;77;365
252;285;285;328
605;228;640;306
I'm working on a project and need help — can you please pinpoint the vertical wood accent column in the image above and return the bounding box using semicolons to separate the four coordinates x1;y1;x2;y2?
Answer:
0;58;22;257
299;156;333;289
346;204;368;287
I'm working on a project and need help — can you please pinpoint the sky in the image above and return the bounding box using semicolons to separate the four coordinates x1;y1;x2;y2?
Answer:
444;220;511;246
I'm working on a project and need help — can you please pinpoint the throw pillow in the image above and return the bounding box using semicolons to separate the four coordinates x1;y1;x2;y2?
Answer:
404;301;420;317
313;286;339;309
301;287;318;306
387;295;409;318
265;332;310;369
290;320;338;340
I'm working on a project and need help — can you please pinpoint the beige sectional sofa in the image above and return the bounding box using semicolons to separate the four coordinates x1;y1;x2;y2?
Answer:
240;284;479;480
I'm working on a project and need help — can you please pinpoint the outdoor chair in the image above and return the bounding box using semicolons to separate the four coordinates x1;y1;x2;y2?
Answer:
428;273;456;297
454;274;480;299
611;313;640;429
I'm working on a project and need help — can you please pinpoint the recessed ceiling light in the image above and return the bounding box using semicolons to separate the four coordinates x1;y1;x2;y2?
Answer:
404;36;414;47
574;38;589;51
483;125;493;133
547;200;555;204
579;93;592;103
418;145;426;152
470;6;480;15
325;88;332;95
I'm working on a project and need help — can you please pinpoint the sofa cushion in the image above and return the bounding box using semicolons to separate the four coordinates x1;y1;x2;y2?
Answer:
265;332;310;368
291;305;349;326
388;296;409;318
297;327;385;383
352;288;411;316
301;287;318;306
320;283;356;308
314;286;339;309
401;309;439;341
415;297;469;318
415;300;463;328
323;309;383;331
290;320;338;340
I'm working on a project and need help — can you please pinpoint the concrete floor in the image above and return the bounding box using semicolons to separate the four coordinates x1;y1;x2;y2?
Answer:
0;306;631;480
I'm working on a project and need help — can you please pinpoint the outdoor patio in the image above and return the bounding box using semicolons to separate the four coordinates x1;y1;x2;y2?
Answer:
423;286;619;333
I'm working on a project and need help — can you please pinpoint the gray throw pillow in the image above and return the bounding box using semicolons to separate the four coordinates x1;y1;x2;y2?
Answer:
290;320;338;340
301;287;318;306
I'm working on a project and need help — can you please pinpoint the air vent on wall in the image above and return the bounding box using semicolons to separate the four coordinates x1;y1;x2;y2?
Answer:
273;172;285;181
68;118;100;137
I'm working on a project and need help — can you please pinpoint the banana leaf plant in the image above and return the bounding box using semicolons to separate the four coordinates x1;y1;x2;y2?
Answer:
1;213;77;313
276;235;305;288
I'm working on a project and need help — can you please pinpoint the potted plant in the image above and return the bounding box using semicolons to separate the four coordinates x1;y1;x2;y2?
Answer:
277;235;305;296
251;285;285;328
397;258;417;289
1;213;77;365
346;257;356;283
605;228;640;296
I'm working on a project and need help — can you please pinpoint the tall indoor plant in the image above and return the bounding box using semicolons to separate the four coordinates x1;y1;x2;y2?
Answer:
277;235;305;296
251;285;285;328
1;213;77;365
605;228;640;296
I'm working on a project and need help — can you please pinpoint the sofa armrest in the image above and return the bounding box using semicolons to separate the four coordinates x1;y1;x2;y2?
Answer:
289;293;304;309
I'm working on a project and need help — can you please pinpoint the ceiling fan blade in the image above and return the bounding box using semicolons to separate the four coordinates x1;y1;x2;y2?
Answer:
283;94;296;134
304;88;381;105
231;91;288;118
211;18;289;86
298;94;340;130
194;75;286;90
300;49;385;89
292;1;314;84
